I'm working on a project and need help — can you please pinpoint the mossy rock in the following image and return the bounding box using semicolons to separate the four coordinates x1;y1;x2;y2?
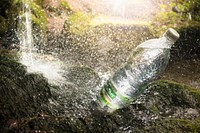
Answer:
158;10;200;60
144;80;200;111
151;7;200;59
150;0;200;37
0;16;7;35
46;5;58;12
63;12;92;35
15;0;47;31
88;80;200;133
30;1;47;31
0;0;47;44
145;118;200;133
9;0;47;31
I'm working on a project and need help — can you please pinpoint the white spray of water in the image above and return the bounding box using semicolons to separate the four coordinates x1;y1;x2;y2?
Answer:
20;53;65;84
19;0;65;84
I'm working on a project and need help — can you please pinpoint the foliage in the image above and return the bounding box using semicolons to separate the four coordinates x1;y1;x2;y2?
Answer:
151;0;200;37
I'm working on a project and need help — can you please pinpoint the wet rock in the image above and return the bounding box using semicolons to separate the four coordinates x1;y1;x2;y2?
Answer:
64;66;100;88
1;50;200;132
86;80;200;133
0;50;52;132
171;27;200;59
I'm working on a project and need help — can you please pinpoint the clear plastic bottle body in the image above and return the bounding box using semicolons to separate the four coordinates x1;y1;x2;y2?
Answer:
98;36;176;112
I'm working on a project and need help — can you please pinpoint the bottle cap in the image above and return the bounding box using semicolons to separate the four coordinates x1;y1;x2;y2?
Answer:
164;28;180;42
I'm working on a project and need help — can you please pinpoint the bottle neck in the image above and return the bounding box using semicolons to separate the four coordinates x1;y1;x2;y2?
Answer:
161;36;175;48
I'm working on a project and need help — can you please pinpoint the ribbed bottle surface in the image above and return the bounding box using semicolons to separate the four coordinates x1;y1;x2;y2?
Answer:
97;28;180;112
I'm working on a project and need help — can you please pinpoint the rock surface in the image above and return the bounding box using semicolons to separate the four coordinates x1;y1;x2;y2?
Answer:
1;50;200;132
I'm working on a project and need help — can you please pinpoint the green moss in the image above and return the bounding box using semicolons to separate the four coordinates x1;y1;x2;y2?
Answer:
147;118;200;133
151;0;200;37
12;0;47;31
63;12;92;35
47;5;58;12
149;80;200;107
59;0;71;11
29;1;47;31
0;0;21;35
141;80;200;132
33;0;44;6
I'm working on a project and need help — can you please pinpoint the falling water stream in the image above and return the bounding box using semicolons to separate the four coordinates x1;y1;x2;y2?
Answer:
18;0;65;84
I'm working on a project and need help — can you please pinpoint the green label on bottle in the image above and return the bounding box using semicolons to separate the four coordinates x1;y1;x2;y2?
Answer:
105;81;117;99
100;89;108;104
98;80;132;111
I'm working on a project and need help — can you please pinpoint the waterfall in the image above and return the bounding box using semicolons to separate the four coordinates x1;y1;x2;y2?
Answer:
18;0;34;64
17;0;65;84
22;0;33;53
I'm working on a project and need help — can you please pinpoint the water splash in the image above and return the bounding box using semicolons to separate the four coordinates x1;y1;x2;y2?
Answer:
20;53;65;84
18;0;65;84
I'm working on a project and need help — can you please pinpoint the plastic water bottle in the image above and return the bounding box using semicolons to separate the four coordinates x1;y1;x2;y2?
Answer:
97;28;180;112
